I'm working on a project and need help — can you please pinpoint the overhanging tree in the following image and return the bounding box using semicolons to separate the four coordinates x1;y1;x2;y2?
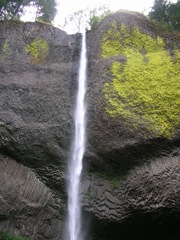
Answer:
34;0;57;23
0;0;24;19
61;6;110;33
0;0;57;23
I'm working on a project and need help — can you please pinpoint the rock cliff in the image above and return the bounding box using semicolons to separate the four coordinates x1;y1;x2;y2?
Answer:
0;20;79;239
0;11;180;240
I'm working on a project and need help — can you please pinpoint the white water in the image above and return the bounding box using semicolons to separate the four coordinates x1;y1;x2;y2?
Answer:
67;31;87;240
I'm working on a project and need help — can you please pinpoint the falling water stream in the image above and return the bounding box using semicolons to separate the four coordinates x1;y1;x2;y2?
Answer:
67;31;87;240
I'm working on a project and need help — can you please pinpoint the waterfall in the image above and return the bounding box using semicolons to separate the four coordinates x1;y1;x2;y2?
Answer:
67;31;87;240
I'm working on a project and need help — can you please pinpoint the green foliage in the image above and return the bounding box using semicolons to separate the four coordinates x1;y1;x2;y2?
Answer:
0;38;9;62
89;171;128;187
1;38;8;54
25;38;48;64
102;23;180;138
0;0;23;19
102;23;164;57
0;232;28;240
89;6;110;30
61;6;110;33
0;0;57;23
148;0;170;25
89;15;101;30
35;0;57;23
148;0;180;30
0;0;8;9
168;1;180;30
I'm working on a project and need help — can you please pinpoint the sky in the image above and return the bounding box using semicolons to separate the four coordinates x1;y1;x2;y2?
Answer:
54;0;178;33
54;0;155;32
56;0;154;18
22;0;177;33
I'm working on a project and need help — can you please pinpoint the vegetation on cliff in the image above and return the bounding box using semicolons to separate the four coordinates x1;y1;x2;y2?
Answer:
60;6;110;32
25;38;48;64
0;38;9;62
0;232;28;240
102;23;180;138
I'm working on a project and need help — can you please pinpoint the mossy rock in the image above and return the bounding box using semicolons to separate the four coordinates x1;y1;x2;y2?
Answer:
102;23;180;138
0;232;29;240
0;39;10;62
25;38;49;64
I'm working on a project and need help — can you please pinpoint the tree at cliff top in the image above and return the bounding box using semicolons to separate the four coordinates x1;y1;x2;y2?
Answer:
168;0;180;30
60;6;110;32
0;0;57;23
88;6;111;30
148;0;180;30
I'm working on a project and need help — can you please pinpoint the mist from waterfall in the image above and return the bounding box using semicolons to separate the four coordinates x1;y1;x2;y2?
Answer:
67;31;87;240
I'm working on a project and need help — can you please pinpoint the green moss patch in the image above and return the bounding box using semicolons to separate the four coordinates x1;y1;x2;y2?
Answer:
0;39;9;62
0;232;29;240
2;39;9;55
25;38;48;64
102;23;180;138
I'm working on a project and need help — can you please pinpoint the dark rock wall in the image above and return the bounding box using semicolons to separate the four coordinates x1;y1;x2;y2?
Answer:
0;11;180;240
84;11;180;240
85;11;180;174
0;21;81;239
0;155;63;239
0;21;80;188
82;153;180;221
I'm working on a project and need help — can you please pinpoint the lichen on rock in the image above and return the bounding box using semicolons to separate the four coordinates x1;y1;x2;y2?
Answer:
102;23;180;138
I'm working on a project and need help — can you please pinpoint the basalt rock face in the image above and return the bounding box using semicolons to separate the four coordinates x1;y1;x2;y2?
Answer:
0;11;180;240
83;10;180;240
0;21;81;239
81;153;180;240
85;10;180;175
0;155;64;240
